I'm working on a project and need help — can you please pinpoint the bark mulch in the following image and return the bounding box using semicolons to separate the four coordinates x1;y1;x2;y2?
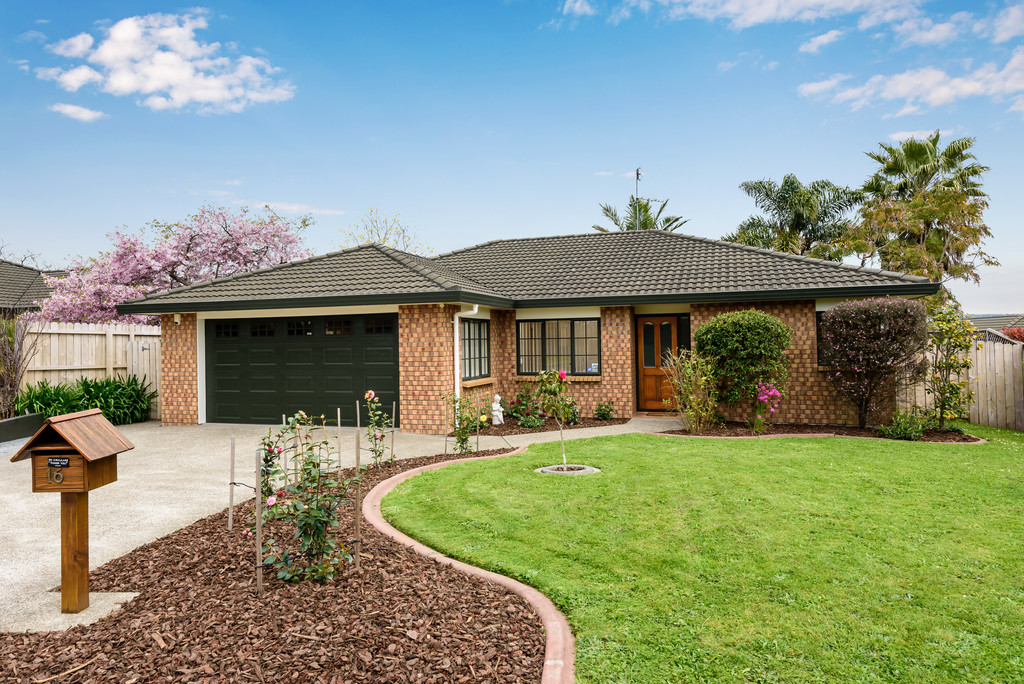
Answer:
1;450;544;684
455;416;629;438
661;421;982;443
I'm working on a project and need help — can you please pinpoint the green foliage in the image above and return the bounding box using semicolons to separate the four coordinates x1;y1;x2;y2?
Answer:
363;390;393;465
16;374;156;425
517;413;545;429
819;298;929;429
693;309;791;413
926;304;979;430
876;409;927;441
594;400;615;420
722;174;861;260
259;411;356;583
444;393;478;454
661;348;719;435
862;129;988;201
593;195;688;232
536;369;573;464
503;385;542;426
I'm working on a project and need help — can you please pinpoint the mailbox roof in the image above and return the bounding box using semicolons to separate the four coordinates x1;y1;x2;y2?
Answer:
10;409;135;462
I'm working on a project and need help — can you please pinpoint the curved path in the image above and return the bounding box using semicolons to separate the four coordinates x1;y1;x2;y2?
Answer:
362;447;576;684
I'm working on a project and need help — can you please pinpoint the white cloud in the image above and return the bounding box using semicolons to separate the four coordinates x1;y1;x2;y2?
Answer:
892;12;971;46
796;73;849;96
607;0;920;29
47;32;94;57
800;29;844;53
48;103;107;122
17;30;47;43
820;47;1024;116
562;0;597;17
36;65;103;91
12;59;30;72
887;128;952;141
993;4;1024;43
32;11;294;114
718;60;738;71
254;201;345;216
224;179;243;185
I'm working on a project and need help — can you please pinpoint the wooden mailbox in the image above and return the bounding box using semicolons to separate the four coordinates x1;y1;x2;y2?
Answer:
11;408;134;613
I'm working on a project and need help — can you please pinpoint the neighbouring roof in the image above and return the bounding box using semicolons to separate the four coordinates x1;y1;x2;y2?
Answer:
968;313;1024;331
0;259;65;312
118;231;939;314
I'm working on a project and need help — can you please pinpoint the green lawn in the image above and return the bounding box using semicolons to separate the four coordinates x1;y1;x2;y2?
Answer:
382;427;1024;683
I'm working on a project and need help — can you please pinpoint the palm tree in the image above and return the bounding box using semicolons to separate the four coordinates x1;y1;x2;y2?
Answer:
863;130;989;200
593;196;689;232
722;174;861;260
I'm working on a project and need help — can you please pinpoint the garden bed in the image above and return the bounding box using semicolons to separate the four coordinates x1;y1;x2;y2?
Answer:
661;421;982;443
0;450;544;683
454;416;629;438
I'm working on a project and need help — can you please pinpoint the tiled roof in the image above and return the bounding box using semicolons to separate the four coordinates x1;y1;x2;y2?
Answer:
433;231;932;301
123;243;505;307
968;313;1024;331
0;260;64;311
119;231;938;313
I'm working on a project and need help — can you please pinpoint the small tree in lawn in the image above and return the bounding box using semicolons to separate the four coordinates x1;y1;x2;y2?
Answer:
694;309;791;430
37;205;312;324
536;369;574;465
819;298;929;428
926;304;979;430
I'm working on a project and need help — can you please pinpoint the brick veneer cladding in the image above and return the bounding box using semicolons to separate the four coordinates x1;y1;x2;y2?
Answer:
475;306;636;424
690;300;857;426
398;304;460;434
160;313;199;426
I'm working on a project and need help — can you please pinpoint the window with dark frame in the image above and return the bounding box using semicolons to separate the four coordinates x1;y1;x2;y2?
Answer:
249;321;276;337
214;322;239;338
365;317;394;335
516;318;601;375
325;319;352;336
461;318;490;381
286;319;313;336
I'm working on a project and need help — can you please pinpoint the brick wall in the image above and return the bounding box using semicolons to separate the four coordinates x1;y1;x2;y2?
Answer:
160;313;199;426
481;306;636;422
690;300;857;426
398;304;459;434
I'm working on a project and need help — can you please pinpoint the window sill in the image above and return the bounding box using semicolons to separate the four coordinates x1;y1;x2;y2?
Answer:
514;375;603;383
462;377;494;388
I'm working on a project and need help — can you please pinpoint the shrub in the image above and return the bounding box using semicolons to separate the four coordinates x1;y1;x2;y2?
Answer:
595;400;615;420
362;390;393;465
444;393;478;454
504;385;541;425
1003;327;1024;343
260;411;357;582
877;409;926;441
1;317;38;420
819;298;928;429
750;381;782;435
662;348;719;435
694;309;791;419
16;374;156;425
926;304;978;430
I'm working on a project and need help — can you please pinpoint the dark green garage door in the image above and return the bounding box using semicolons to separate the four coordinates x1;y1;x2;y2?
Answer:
205;314;399;426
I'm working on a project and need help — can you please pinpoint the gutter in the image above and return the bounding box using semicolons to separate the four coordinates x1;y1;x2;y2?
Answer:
453;304;479;400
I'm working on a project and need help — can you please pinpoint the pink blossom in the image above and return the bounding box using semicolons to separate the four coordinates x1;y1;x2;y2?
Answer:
365;390;375;401
266;496;276;506
558;370;567;380
376;432;383;440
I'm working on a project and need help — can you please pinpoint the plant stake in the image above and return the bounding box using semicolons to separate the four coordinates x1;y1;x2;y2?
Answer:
228;436;235;531
354;399;362;571
254;448;263;598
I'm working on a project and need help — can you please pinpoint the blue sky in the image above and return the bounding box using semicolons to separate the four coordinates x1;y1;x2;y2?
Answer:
2;1;1021;312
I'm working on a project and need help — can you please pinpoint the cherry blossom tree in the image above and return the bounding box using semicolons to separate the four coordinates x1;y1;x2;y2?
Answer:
38;205;312;324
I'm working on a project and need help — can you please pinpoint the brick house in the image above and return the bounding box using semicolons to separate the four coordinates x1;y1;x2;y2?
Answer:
117;231;939;433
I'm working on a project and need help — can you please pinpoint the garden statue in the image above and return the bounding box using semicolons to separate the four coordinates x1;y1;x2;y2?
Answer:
492;394;504;425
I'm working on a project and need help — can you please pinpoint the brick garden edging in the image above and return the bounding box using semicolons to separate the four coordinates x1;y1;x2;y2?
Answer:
363;447;576;684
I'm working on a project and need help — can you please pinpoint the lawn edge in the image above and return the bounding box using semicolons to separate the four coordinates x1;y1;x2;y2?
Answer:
654;432;987;444
363;446;576;684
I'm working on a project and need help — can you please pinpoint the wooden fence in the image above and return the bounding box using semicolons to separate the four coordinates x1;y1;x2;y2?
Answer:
22;322;162;419
900;330;1024;432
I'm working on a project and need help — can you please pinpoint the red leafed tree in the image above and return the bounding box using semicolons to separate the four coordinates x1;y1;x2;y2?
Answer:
37;205;313;324
1003;327;1024;343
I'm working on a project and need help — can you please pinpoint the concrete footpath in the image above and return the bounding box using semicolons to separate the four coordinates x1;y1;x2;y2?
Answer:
0;416;678;632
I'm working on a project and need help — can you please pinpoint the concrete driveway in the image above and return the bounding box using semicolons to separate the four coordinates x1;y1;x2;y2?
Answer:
0;415;678;632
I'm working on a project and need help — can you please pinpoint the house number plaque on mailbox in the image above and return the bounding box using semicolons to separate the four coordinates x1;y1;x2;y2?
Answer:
11;409;134;613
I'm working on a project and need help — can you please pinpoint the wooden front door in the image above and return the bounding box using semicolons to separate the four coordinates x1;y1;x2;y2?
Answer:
637;316;678;411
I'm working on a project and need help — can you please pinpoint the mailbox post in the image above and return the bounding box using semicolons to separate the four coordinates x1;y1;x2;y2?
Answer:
11;408;134;613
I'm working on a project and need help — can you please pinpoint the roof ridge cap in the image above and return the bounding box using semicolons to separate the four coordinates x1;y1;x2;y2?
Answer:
375;245;462;290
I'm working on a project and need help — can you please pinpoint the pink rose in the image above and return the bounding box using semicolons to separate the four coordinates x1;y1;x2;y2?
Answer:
266;496;276;506
558;370;567;380
365;390;375;401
